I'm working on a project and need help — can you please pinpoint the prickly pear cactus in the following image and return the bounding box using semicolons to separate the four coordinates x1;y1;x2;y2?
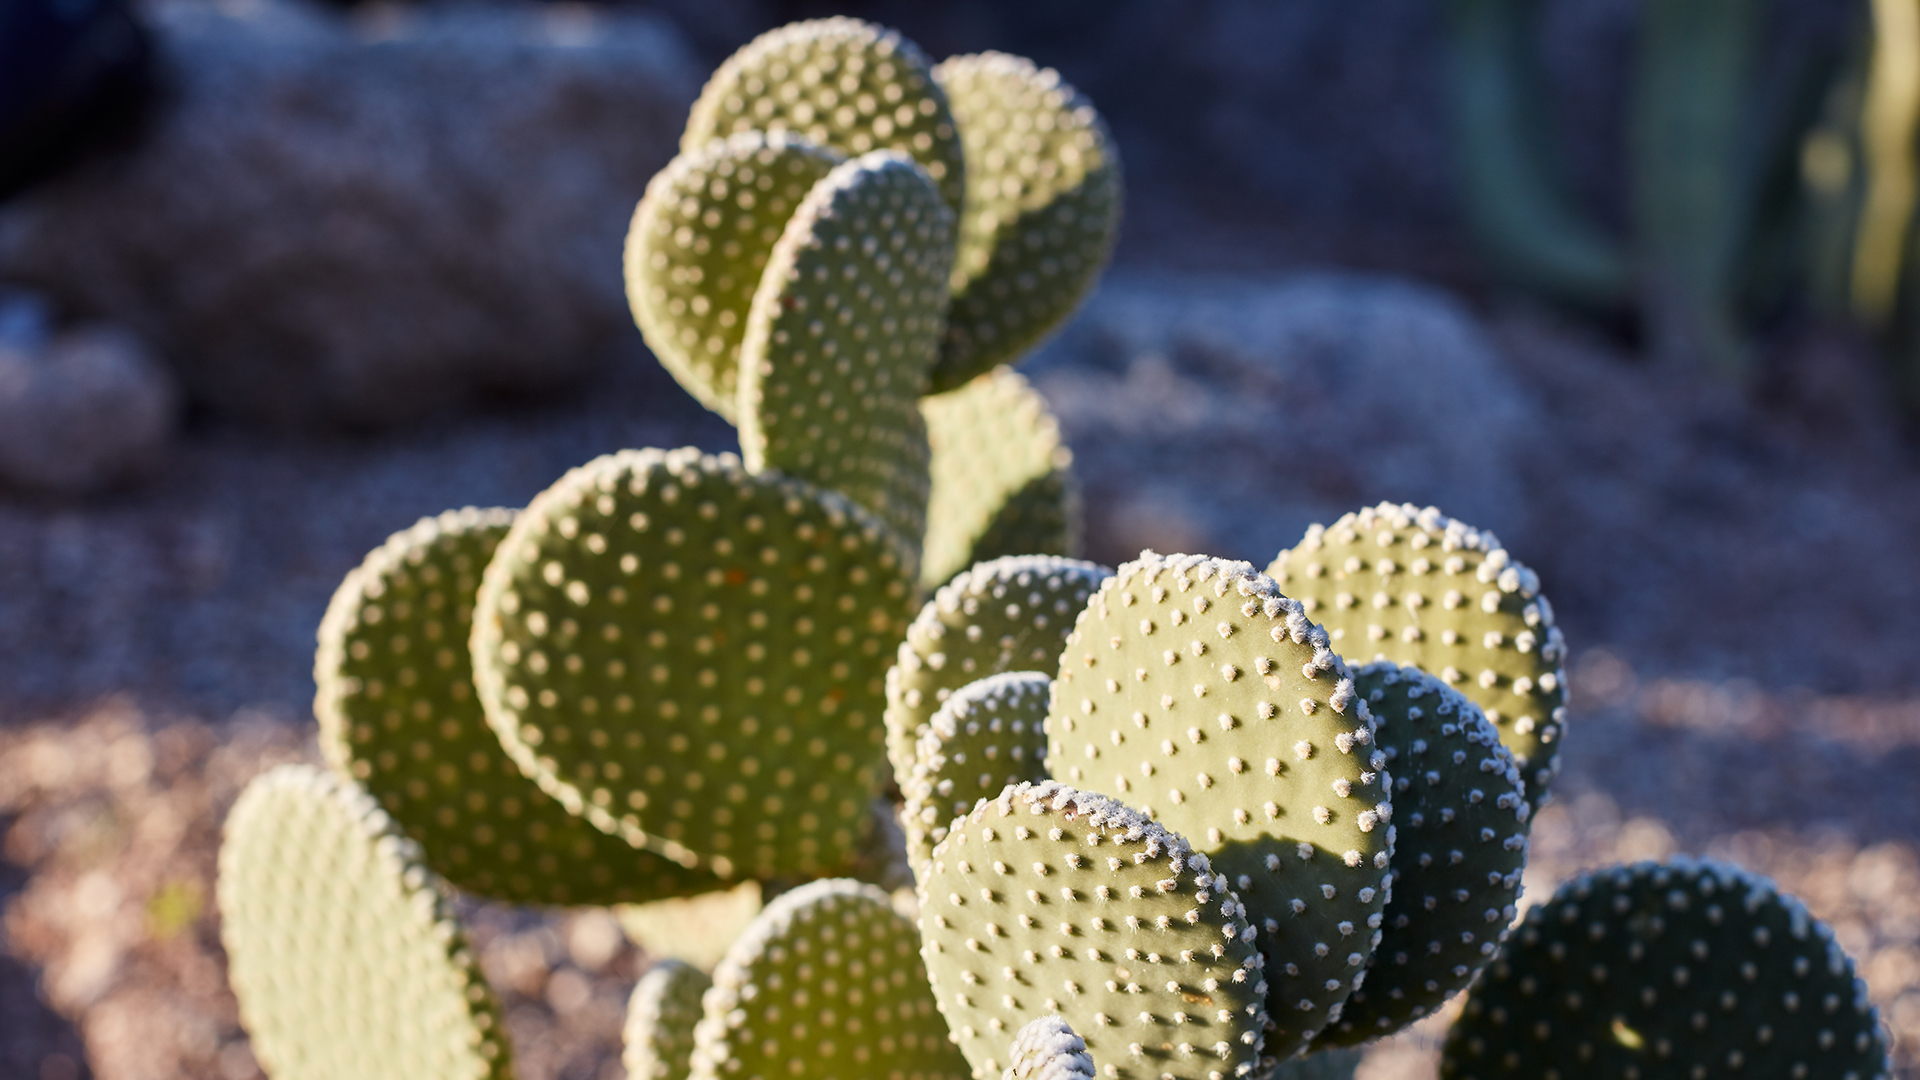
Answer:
689;878;970;1080
1003;1016;1096;1080
1269;503;1567;809
931;53;1122;391
219;765;510;1080
1314;663;1529;1046
1046;553;1392;1058
918;781;1268;1080
683;17;967;216
626;960;712;1080
625;132;843;422
902;670;1053;873
887;555;1112;779
1442;859;1893;1080
470;448;915;879
617;881;764;971
921;367;1080;588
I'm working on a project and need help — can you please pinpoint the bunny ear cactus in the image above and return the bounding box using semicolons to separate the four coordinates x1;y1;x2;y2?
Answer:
1003;1016;1097;1080
626;960;713;1080
901;670;1053;873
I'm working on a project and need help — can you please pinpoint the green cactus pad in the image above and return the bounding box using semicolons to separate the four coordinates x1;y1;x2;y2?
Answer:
902;670;1053;875
689;878;970;1080
683;17;966;216
316;508;721;905
738;150;955;552
617;881;764;972
218;765;510;1080
624;132;844;422
626;960;713;1080
921;366;1080;588
1442;859;1893;1080
919;781;1269;1080
886;555;1113;781
1004;1016;1096;1080
930;53;1122;391
1269;1048;1362;1079
1269;503;1568;810
1046;553;1393;1059
1313;663;1529;1047
470;447;916;879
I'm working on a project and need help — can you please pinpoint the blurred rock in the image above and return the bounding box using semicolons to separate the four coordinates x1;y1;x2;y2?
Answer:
0;0;701;427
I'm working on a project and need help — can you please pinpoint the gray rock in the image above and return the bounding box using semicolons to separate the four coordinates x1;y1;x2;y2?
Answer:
0;0;702;427
1026;272;1535;564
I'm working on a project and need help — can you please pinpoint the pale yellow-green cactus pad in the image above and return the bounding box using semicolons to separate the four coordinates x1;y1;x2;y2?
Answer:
899;669;1051;876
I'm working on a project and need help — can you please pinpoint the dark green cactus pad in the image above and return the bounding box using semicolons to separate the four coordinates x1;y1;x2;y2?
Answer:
470;447;916;880
626;960;712;1080
1442;860;1893;1080
1046;553;1393;1059
919;781;1268;1080
1269;1048;1362;1079
683;17;966;217
624;132;843;423
1004;1016;1096;1080
1269;503;1568;810
886;555;1113;781
315;507;720;906
738;151;955;553
689;878;970;1080
929;53;1122;391
218;765;510;1080
1313;663;1529;1047
902;670;1053;875
921;366;1080;588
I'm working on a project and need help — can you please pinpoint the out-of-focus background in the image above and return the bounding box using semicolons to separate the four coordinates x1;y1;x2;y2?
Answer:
4;0;1920;1077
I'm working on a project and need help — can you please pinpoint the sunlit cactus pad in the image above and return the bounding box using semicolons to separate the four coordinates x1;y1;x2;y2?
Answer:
683;17;967;216
887;555;1112;779
689;878;970;1080
1269;503;1567;809
218;765;510;1080
918;781;1268;1080
902;670;1053;874
617;881;764;972
626;960;712;1080
1442;859;1892;1080
625;132;842;422
738;151;954;551
470;448;915;879
1046;552;1391;1057
1315;663;1529;1046
1003;1016;1096;1080
931;52;1122;390
921;367;1079;588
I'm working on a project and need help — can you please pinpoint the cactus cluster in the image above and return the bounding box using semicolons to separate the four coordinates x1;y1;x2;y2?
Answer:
215;16;1892;1080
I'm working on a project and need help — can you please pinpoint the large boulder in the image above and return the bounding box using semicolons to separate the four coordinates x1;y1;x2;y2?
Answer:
0;0;701;427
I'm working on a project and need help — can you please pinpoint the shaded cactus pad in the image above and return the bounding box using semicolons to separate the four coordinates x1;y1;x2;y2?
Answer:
1003;1016;1096;1080
902;670;1053;874
470;448;915;879
689;878;970;1080
626;960;712;1080
683;17;966;216
1314;663;1529;1047
918;781;1268;1080
1442;859;1892;1080
625;132;843;423
931;53;1122;391
1046;552;1391;1058
921;366;1080;588
1269;503;1567;809
218;765;510;1080
315;507;719;905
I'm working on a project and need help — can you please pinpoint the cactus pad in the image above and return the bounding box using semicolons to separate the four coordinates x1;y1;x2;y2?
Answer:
930;53;1123;391
218;765;510;1080
918;781;1268;1080
1442;859;1892;1080
887;555;1113;780
902;670;1053;874
617;881;764;972
738;151;955;551
626;960;713;1080
683;17;966;216
688;877;970;1080
1004;1016;1097;1080
1046;553;1393;1058
1269;504;1567;809
1313;663;1529;1047
470;447;915;879
625;132;843;422
921;367;1080;588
